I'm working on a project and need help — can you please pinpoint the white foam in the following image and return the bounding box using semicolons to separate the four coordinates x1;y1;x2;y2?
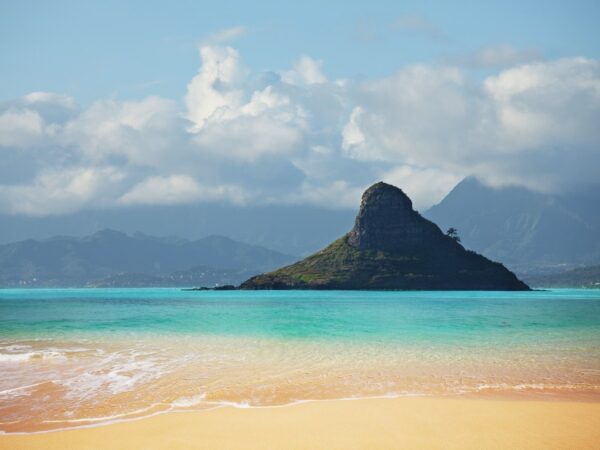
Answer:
171;393;206;408
43;404;164;423
58;354;167;400
0;381;48;398
0;353;35;362
0;344;32;352
0;346;90;363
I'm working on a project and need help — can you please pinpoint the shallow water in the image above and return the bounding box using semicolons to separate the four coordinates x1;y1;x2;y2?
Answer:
1;288;599;433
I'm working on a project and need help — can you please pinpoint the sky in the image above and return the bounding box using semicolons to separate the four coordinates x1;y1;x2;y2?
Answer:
1;0;599;217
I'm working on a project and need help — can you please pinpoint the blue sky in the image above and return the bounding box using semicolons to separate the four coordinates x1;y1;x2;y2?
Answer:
0;0;599;216
2;0;599;104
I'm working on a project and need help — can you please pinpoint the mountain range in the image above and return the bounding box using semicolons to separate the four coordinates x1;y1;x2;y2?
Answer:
523;265;600;288
1;177;599;287
0;204;355;257
0;230;296;287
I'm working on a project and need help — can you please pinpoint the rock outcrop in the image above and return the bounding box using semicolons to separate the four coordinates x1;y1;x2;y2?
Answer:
240;182;529;290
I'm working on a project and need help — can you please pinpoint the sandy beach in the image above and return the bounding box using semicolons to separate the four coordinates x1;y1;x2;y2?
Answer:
2;397;599;450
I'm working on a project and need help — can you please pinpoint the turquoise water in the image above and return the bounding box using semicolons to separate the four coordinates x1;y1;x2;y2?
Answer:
1;288;599;433
1;288;599;344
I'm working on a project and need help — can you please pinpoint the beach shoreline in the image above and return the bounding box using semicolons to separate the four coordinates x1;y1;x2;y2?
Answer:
2;396;599;450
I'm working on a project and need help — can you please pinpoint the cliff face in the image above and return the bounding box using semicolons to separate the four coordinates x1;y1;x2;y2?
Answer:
347;182;444;252
240;182;529;291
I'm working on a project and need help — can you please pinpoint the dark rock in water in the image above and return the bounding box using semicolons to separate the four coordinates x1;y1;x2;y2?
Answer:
213;284;237;290
184;284;238;291
240;182;529;291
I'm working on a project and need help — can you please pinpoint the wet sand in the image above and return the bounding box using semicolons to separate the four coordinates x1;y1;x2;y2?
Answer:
2;397;599;450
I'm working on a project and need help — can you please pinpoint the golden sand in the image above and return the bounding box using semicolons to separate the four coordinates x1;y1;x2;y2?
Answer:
1;397;599;450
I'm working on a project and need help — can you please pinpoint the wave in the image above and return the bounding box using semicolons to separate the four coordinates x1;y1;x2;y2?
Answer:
0;345;94;363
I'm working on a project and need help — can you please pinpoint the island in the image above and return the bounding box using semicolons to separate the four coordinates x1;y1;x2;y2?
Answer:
240;182;529;290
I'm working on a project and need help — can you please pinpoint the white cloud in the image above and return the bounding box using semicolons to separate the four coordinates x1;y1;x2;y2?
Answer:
0;45;599;217
185;46;309;161
484;57;600;149
381;166;462;211
341;106;366;155
119;175;246;206
22;92;77;110
0;167;124;216
288;180;365;209
281;56;327;85
341;57;600;193
62;96;182;167
0;91;77;148
185;45;245;130
192;112;304;162
342;64;473;164
0;109;45;148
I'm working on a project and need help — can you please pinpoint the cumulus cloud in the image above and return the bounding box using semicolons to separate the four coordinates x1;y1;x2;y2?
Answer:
342;64;474;165
0;167;124;216
0;92;77;148
281;56;327;85
0;44;599;217
185;46;245;130
0;108;45;148
342;57;600;195
22;91;77;110
62;96;182;167
119;175;246;206
185;46;309;162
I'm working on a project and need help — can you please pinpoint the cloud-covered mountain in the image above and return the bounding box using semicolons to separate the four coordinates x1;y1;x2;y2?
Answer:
424;178;600;274
0;230;297;287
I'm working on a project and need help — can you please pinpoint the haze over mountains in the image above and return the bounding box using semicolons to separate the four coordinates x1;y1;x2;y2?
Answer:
524;265;600;289
0;205;354;257
425;178;600;275
1;177;599;287
0;230;296;287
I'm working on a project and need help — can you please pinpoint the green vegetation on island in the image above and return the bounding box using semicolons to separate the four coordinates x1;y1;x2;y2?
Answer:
241;182;529;291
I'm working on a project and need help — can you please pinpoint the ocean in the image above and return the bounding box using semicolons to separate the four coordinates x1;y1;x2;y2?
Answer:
1;288;599;433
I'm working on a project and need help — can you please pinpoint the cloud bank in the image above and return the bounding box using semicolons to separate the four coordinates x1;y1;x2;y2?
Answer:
0;44;598;216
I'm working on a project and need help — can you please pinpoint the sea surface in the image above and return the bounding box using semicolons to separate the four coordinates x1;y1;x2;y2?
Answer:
1;288;599;433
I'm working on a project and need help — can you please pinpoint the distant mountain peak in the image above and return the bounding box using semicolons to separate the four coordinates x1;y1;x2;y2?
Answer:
199;235;236;243
0;229;296;287
88;229;128;239
424;178;600;272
